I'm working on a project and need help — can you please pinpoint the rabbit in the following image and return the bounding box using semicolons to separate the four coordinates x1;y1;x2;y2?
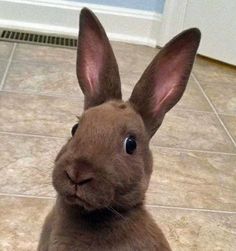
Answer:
38;7;201;251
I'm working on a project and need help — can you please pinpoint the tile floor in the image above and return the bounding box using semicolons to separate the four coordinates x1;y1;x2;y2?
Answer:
0;41;235;251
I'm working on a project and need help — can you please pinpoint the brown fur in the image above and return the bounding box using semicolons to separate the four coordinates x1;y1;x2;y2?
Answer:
38;7;201;251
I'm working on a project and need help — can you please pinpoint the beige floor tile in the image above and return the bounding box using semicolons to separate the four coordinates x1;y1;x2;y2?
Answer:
148;206;236;251
113;43;211;113
3;61;81;97
0;42;13;60
13;43;76;65
0;133;64;197
2;134;235;212
174;77;212;112
12;42;158;76
1;195;235;251
152;109;236;152
220;115;236;142
122;75;212;112
0;60;8;82
112;41;159;75
3;62;212;113
193;56;236;85
0;92;82;137
147;147;236;211
199;80;236;115
0;195;53;251
8;42;157;99
193;57;236;114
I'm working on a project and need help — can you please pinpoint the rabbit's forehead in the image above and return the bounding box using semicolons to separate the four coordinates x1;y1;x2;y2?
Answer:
81;101;144;131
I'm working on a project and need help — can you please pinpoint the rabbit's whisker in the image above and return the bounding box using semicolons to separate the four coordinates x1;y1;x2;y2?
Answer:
106;206;126;220
105;206;141;237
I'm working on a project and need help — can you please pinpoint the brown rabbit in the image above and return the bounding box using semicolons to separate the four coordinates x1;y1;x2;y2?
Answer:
38;8;201;251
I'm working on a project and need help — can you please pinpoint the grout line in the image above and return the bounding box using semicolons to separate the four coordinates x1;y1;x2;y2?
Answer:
146;204;236;214
0;192;55;200
0;89;81;101
1;89;213;114
3;89;214;114
0;131;235;155
173;107;214;114
192;73;236;148
11;57;76;66
0;130;68;140
0;192;235;214
1;83;236;118
1;89;235;118
152;145;236;156
0;43;17;90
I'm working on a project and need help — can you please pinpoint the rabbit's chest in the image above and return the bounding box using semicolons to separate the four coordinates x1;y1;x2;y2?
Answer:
49;224;156;251
49;238;157;251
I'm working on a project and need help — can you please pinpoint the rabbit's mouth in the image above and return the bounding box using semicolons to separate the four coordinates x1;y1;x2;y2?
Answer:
63;181;114;211
52;167;115;211
65;193;94;210
63;181;95;210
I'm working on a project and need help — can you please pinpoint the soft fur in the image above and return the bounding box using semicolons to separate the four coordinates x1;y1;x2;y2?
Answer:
38;8;201;251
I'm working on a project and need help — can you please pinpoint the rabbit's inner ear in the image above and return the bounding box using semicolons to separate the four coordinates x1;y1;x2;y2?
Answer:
129;28;201;137
77;8;122;110
78;24;105;96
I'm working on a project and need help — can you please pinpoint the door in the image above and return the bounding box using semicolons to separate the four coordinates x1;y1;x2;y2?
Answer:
159;0;236;65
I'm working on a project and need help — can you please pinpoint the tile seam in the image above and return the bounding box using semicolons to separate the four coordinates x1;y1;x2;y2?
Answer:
0;89;218;114
0;43;17;90
192;73;236;148
0;192;54;200
10;58;75;67
0;89;81;101
0;130;68;140
152;145;236;156
0;131;236;155
146;204;236;214
1;89;235;117
0;192;235;214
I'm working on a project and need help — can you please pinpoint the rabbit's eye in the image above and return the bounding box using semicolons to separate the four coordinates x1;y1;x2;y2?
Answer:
71;123;79;136
124;136;137;154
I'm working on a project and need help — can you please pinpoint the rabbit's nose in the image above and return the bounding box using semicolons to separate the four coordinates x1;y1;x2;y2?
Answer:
66;169;94;186
66;161;94;186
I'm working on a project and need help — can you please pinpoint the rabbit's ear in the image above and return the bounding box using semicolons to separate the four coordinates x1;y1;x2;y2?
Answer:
77;8;121;109
129;28;201;137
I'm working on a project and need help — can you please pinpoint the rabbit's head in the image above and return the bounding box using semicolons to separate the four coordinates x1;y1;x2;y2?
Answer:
53;8;201;212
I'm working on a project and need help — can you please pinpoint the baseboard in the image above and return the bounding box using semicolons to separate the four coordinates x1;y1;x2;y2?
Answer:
0;0;162;47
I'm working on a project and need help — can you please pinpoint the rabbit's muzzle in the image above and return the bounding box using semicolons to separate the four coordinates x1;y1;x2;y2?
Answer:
65;160;95;187
53;156;115;211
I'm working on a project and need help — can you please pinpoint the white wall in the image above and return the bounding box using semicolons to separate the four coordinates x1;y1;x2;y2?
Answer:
0;0;163;47
66;0;165;12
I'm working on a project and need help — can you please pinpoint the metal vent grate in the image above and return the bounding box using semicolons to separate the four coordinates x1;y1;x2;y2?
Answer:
0;30;77;48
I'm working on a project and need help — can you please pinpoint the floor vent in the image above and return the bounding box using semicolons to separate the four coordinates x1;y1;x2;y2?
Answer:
0;30;77;48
